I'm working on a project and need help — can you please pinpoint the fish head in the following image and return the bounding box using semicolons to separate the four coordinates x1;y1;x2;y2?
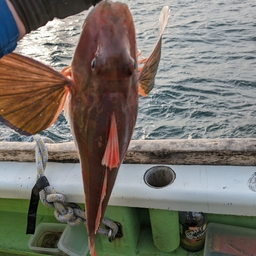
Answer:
71;1;137;94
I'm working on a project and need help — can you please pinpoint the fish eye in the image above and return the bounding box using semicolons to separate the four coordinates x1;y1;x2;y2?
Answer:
91;58;96;71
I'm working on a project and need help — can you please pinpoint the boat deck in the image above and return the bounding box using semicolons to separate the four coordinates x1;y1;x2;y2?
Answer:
1;139;256;255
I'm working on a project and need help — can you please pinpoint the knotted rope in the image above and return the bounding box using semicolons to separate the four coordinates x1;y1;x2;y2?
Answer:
34;134;119;240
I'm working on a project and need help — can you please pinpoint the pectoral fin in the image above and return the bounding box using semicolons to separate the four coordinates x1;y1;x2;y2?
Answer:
0;53;71;135
138;6;170;96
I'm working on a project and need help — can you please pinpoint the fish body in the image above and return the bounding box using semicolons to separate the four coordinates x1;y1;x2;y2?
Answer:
0;2;169;255
68;2;138;253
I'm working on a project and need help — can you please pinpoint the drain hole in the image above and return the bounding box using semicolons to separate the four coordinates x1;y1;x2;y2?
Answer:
144;166;176;189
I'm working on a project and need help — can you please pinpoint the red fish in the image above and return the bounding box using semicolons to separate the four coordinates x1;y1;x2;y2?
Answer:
0;2;169;255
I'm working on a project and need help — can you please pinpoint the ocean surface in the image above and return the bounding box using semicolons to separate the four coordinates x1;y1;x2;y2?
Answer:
1;0;256;142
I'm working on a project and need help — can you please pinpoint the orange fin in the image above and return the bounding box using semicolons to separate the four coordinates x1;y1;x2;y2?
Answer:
138;6;169;96
95;169;108;234
0;53;71;135
101;113;120;169
138;86;147;97
61;66;73;125
61;66;72;80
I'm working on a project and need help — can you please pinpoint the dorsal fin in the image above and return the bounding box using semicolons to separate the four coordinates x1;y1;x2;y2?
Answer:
101;113;120;169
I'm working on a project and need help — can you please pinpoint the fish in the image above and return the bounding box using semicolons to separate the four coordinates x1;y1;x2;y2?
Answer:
0;1;169;255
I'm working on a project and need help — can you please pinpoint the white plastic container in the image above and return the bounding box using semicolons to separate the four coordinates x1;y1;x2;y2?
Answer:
58;223;89;256
28;223;66;255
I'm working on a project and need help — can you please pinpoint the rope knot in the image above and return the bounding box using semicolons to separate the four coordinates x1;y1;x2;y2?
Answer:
33;135;120;239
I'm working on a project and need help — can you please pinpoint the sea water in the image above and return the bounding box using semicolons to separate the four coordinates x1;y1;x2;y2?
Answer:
1;0;256;142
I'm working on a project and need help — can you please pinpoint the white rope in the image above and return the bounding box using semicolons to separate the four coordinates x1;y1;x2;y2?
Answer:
33;135;119;238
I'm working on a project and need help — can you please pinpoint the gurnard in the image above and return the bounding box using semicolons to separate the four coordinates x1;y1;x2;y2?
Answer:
0;1;169;255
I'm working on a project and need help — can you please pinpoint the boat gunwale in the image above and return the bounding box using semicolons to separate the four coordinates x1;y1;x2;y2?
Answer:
0;138;256;165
